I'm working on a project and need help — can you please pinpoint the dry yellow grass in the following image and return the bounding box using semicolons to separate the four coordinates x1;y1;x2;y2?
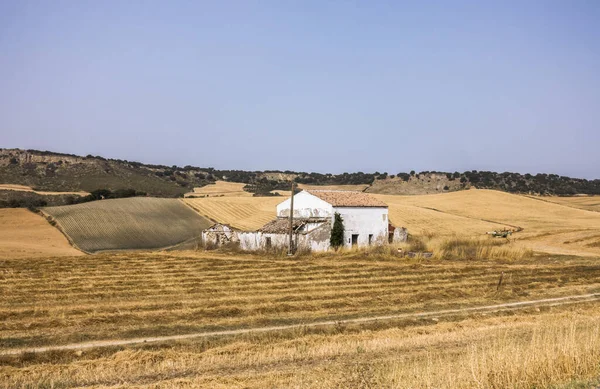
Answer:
183;196;282;230
1;251;600;388
380;189;600;233
185;181;252;197
0;183;89;196
299;183;371;191
0;208;83;259
375;189;600;256
533;195;600;213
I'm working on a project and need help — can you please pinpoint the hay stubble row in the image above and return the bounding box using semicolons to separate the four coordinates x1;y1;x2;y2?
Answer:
2;252;600;352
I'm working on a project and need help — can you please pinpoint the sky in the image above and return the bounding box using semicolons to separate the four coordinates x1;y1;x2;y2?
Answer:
1;1;599;179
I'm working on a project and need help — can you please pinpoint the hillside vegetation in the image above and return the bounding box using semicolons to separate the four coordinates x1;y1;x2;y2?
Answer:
42;198;211;253
0;209;82;259
2;149;598;199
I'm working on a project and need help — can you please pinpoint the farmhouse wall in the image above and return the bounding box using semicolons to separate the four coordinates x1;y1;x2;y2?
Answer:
202;224;239;246
334;206;389;248
392;227;408;243
238;223;331;252
277;191;333;218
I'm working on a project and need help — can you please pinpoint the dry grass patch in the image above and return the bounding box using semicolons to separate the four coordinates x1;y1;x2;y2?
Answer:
183;196;282;230
2;251;599;353
2;301;599;388
534;195;600;213
185;181;252;198
0;184;89;196
0;208;82;259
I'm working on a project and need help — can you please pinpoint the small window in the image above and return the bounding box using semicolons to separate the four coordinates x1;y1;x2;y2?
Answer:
382;214;387;221
265;237;272;249
368;234;373;245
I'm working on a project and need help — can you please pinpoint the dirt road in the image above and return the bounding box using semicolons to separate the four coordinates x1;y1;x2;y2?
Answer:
2;292;598;356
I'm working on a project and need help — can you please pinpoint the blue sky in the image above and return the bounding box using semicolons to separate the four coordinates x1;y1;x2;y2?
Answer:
1;1;599;178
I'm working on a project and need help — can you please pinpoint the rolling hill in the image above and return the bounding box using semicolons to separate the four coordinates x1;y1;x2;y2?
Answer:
42;198;212;253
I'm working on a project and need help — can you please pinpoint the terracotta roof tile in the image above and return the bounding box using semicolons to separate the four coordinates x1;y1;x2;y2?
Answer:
305;190;388;207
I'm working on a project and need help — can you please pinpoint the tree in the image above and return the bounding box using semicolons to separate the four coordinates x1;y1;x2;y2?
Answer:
330;213;345;250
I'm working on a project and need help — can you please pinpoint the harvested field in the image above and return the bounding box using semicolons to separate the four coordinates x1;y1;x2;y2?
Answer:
42;198;211;253
1;251;600;388
185;181;252;198
182;188;600;255
374;189;600;256
299;183;370;192
0;209;83;259
184;196;282;230
0;184;89;196
533;195;600;213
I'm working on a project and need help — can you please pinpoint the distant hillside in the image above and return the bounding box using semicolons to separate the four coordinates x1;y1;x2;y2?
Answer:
1;148;598;200
0;148;213;197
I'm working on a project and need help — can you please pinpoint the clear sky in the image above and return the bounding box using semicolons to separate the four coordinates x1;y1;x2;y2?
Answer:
1;1;599;178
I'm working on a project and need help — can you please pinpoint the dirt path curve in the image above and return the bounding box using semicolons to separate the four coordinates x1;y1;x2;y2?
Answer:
3;293;599;356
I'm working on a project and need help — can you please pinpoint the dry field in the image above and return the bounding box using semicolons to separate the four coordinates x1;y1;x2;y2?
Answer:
182;187;600;256
185;181;252;198
532;195;600;213
0;184;89;196
0;208;82;259
375;189;600;257
1;251;600;388
183;196;282;230
42;198;211;253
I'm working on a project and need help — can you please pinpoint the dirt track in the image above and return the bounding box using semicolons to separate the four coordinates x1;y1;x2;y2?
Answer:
3;292;598;356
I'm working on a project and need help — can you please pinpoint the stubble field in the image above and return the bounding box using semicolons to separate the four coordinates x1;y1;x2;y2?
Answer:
1;251;600;388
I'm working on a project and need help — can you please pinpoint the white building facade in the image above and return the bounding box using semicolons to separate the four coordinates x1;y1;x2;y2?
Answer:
276;190;390;249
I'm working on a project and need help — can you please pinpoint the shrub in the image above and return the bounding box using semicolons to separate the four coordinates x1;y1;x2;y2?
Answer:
330;213;345;250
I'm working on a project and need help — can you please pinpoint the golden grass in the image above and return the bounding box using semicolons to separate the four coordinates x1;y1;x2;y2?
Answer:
185;181;252;197
183;196;282;230
42;198;212;252
0;208;82;259
0;183;89;196
1;251;599;352
1;250;599;388
378;189;600;234
377;312;600;389
535;195;600;213
299;183;371;191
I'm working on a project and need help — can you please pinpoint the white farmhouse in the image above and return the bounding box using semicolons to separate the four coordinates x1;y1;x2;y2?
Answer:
277;190;390;248
234;190;405;252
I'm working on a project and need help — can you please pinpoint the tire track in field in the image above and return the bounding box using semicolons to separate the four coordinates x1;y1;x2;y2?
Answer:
2;292;599;356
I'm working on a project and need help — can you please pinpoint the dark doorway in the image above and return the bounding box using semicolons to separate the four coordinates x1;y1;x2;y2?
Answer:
265;237;272;249
368;234;373;245
351;234;359;247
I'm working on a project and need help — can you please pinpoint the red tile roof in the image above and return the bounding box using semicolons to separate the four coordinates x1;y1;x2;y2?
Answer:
305;190;388;207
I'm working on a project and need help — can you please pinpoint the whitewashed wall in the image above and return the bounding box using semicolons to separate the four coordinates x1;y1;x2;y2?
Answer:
277;191;333;218
334;207;389;248
238;223;331;252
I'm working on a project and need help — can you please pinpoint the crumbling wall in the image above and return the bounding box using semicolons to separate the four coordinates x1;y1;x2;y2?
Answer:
393;227;408;243
202;224;239;246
